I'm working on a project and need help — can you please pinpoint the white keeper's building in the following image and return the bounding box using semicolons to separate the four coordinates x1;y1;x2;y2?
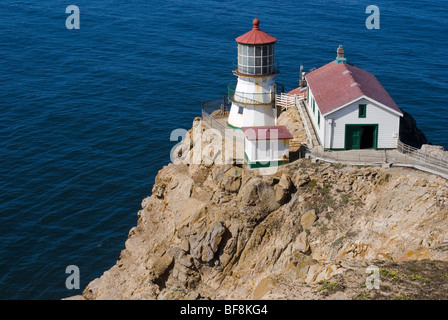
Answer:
292;46;403;150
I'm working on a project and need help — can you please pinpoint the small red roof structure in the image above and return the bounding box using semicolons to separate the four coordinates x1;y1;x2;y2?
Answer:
287;86;307;99
241;126;293;141
305;61;403;116
235;18;277;45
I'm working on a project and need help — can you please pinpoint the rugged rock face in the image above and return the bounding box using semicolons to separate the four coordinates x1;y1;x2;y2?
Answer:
399;111;429;148
81;119;448;300
421;144;448;158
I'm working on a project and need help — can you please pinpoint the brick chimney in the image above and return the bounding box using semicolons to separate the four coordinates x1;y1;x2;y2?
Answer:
336;45;347;64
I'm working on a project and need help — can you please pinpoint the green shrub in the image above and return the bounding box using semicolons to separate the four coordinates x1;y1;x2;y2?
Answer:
317;280;339;293
409;274;429;282
379;268;399;280
340;194;349;204
353;292;370;300
308;180;317;188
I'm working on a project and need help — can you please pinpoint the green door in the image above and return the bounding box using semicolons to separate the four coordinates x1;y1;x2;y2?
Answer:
346;125;361;150
345;124;378;150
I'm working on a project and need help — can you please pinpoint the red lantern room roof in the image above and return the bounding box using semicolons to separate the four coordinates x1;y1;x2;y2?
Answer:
235;18;277;45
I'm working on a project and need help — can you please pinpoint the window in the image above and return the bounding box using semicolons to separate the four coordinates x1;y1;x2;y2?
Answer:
312;99;315;113
237;43;275;75
359;104;366;118
318;111;320;127
238;106;244;114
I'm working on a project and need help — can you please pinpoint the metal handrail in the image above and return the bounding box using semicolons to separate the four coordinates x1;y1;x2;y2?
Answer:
397;140;448;171
296;97;314;147
227;82;284;105
201;95;244;142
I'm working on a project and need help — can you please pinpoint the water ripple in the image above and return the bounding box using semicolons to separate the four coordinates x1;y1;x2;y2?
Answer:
0;0;446;299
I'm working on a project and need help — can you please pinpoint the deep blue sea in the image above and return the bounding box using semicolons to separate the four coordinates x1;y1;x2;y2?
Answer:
0;0;446;299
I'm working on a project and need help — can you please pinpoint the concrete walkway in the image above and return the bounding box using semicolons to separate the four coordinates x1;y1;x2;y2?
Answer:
309;146;448;180
311;147;400;164
201;98;448;180
293;96;448;180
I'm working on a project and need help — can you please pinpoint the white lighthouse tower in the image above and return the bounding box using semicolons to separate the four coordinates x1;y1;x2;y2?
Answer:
228;18;280;129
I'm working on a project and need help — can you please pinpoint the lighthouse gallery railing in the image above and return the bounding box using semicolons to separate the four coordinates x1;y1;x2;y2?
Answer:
227;82;285;106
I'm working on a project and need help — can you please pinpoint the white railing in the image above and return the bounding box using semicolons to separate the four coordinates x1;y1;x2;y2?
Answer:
276;91;448;179
201;96;245;143
397;140;448;175
275;93;296;110
296;99;314;147
309;141;448;179
275;93;314;146
276;92;305;109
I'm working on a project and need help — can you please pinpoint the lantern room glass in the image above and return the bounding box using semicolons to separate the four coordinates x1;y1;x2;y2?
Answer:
237;43;275;75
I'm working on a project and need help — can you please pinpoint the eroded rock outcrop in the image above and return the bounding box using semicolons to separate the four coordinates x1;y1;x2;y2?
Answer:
81;119;448;300
399;110;429;148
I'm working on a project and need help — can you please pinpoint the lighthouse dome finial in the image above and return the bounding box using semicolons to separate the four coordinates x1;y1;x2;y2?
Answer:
252;18;260;29
235;17;276;45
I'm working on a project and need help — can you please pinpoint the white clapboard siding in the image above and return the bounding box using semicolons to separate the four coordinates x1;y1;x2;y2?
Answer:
306;88;325;146
324;98;400;149
245;137;289;162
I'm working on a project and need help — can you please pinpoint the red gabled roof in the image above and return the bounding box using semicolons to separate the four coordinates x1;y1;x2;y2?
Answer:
235;18;277;45
305;61;403;115
287;86;307;98
241;126;293;141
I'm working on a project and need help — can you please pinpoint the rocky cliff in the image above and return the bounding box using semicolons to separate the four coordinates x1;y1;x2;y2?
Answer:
79;116;448;300
399;110;429;148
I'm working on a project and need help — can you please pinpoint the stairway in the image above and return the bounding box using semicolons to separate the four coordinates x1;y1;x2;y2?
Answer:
297;100;320;147
275;92;320;148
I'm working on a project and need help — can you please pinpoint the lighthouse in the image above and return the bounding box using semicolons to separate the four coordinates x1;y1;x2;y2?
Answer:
228;18;280;129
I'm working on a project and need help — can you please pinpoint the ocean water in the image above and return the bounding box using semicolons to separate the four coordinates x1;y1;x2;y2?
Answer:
0;0;446;299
